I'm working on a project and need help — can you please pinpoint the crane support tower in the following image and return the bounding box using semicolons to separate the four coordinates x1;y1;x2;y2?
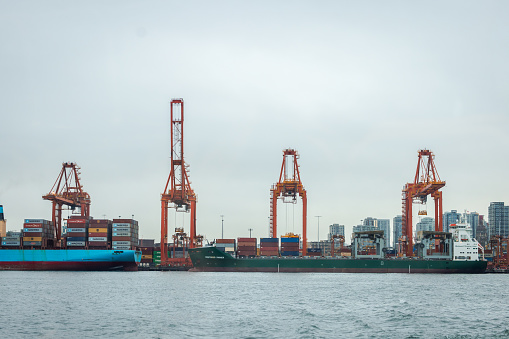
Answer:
270;149;308;255
161;98;197;266
42;162;91;244
401;149;445;257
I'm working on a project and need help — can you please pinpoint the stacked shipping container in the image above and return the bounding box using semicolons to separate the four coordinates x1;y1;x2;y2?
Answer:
23;219;54;248
112;219;139;250
65;218;88;248
216;239;235;255
260;238;279;256
1;231;22;247
237;238;257;257
281;236;299;256
88;219;111;249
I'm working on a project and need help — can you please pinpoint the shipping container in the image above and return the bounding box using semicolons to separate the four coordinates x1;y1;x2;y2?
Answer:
23;228;43;232
2;241;21;246
23;236;42;242
67;219;88;224
66;232;87;237
88;228;108;233
66;236;86;242
216;239;235;244
111;236;131;241
24;223;48;228
281;237;299;243
67;240;86;246
87;232;108;237
24;219;49;224
66;228;87;233
112;222;132;227
281;251;299;256
89;237;107;242
88;241;108;247
112;245;131;250
23;241;43;246
112;241;131;246
237;238;256;243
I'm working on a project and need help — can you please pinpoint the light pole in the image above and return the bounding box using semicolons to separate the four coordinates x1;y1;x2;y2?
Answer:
248;228;253;238
220;215;224;239
315;216;322;242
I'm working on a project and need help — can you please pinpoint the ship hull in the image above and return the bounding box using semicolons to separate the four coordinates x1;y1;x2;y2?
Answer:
189;247;487;274
0;249;142;271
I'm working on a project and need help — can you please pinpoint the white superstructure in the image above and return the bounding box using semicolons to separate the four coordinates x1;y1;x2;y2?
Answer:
450;223;482;261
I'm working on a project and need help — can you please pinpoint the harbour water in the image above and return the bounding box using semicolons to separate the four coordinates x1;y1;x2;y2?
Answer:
0;271;507;338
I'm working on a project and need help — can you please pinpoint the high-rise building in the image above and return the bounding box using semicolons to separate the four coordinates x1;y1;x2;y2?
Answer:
476;215;488;248
393;215;402;248
488;202;509;238
443;210;461;233
416;217;435;233
377;219;390;248
328;224;345;240
363;217;377;227
465;212;479;239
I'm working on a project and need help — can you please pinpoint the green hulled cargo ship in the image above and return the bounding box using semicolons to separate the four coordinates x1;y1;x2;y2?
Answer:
188;246;487;273
189;225;487;274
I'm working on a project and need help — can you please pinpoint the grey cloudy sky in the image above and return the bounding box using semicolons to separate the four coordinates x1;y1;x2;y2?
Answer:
1;1;508;243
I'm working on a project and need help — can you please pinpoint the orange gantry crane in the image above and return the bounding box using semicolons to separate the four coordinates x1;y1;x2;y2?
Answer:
42;162;91;245
401;149;445;257
270;149;308;255
161;98;197;266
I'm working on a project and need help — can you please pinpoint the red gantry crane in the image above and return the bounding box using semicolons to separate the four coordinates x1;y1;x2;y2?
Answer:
270;149;308;255
161;98;197;266
42;162;91;245
401;149;445;257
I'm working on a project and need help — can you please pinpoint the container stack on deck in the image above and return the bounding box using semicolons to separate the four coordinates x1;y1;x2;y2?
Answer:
281;235;300;256
88;219;111;249
112;219;139;250
307;248;322;257
23;219;55;248
216;239;235;255
260;238;279;256
139;239;155;266
237;238;257;257
1;231;22;248
65;217;89;248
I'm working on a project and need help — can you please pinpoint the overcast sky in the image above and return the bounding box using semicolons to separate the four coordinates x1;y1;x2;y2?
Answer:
1;1;508;244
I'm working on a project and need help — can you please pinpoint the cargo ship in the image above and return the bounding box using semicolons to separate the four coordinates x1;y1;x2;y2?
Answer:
0;249;142;271
189;226;487;273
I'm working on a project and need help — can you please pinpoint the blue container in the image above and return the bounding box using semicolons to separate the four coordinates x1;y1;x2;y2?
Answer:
281;237;299;243
307;248;321;253
260;238;279;243
281;251;299;256
66;237;86;242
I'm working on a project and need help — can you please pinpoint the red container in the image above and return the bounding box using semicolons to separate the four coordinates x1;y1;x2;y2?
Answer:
23;232;43;237
24;223;47;228
66;232;87;237
237;238;256;243
216;239;235;244
88;232;108;237
112;219;135;223
88;241;109;247
67;219;87;225
260;251;279;256
112;236;131;241
237;251;257;256
237;245;256;251
238;242;257;247
260;244;279;249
